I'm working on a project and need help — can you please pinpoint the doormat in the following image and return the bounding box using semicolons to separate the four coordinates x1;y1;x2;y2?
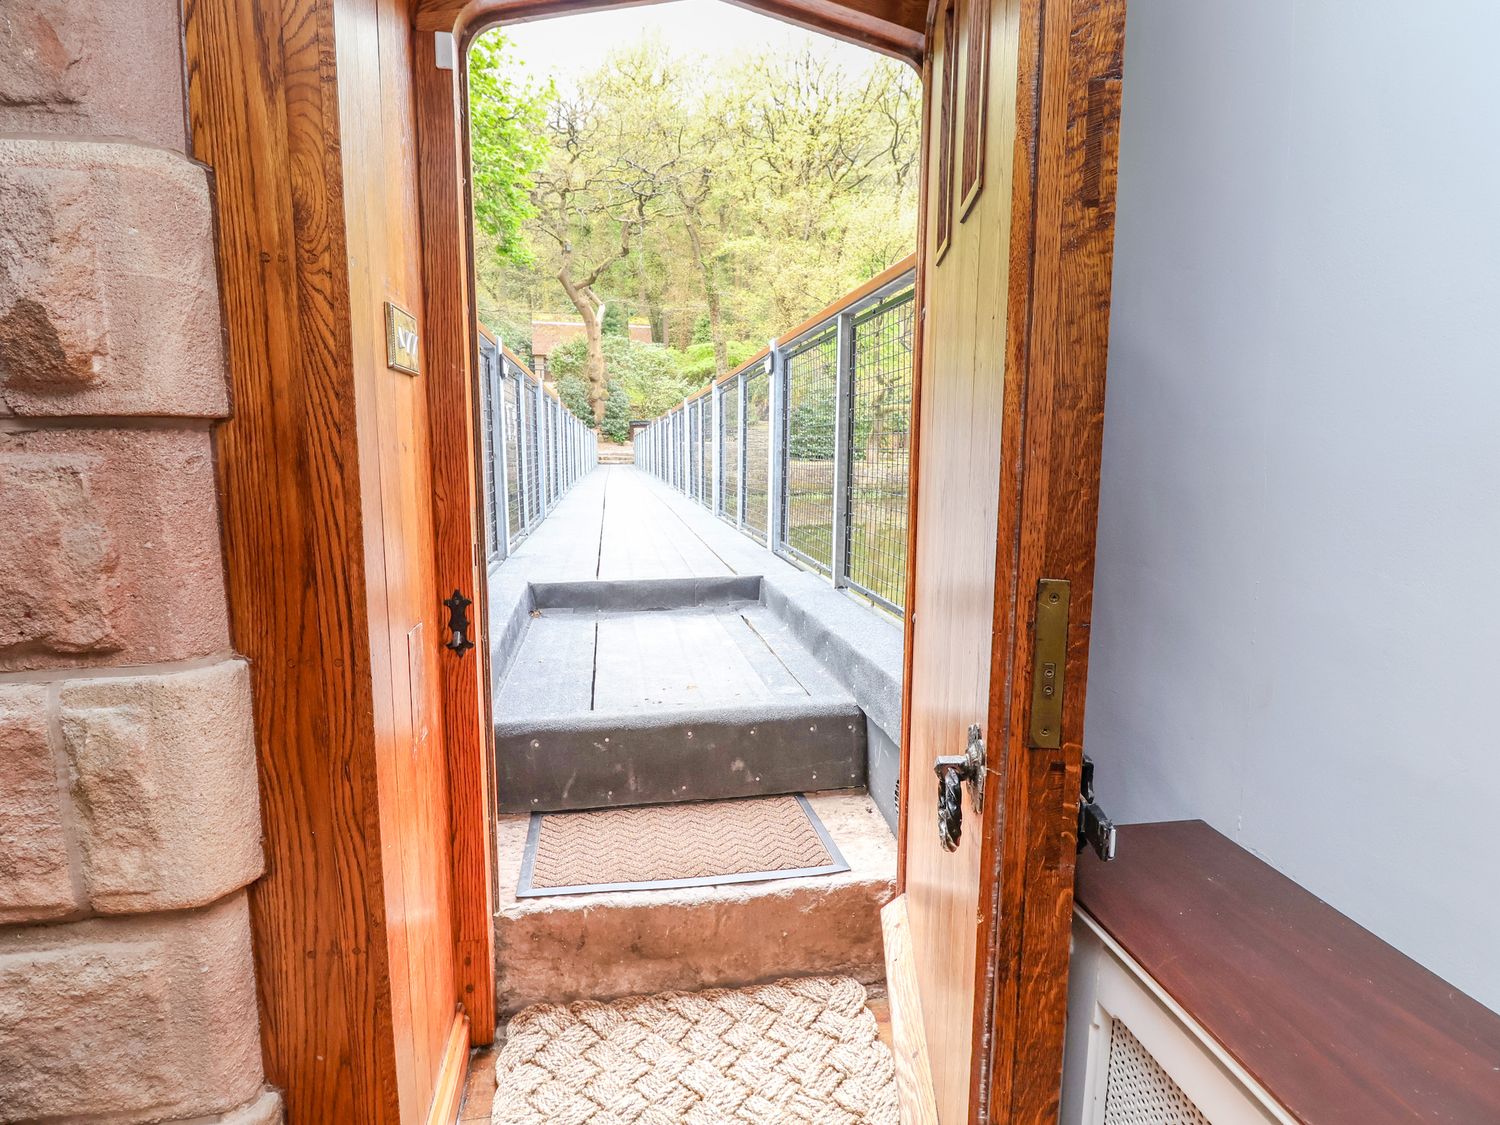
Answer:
516;794;848;897
491;976;898;1125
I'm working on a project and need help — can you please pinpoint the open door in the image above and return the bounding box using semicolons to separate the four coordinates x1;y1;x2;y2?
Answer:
888;0;1127;1121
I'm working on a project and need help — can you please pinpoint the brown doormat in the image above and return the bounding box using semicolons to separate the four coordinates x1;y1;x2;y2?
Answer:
491;976;898;1125
517;795;848;897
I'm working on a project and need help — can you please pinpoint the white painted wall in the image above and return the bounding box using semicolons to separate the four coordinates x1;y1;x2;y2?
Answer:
1085;0;1500;1014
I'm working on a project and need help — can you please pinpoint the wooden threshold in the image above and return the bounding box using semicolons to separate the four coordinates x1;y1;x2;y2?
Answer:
426;1012;472;1125
881;895;938;1125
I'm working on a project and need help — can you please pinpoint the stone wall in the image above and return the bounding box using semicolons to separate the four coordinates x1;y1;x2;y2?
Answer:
0;3;278;1121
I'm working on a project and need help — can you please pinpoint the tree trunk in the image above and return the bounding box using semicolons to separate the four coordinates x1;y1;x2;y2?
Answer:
557;264;609;424
683;206;728;380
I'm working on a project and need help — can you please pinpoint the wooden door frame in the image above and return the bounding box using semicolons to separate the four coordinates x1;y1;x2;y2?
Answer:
413;27;499;1050
413;0;1124;1117
408;0;937;1060
895;0;1126;1120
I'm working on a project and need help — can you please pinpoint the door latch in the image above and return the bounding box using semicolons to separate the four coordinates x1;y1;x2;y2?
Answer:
442;590;475;656
1077;755;1117;861
934;724;985;853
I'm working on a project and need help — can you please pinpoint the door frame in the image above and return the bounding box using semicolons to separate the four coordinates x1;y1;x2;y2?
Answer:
412;0;1126;1119
406;0;938;1054
894;0;1127;1120
413;26;500;1050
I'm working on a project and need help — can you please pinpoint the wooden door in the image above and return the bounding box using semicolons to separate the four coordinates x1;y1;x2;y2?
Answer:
338;0;468;1120
894;0;1126;1120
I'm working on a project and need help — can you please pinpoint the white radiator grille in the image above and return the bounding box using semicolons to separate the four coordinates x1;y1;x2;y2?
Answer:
1102;1019;1212;1125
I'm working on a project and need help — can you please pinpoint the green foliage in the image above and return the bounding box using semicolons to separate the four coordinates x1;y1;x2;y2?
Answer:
601;387;633;442
601;301;629;337
468;32;553;269
676;341;759;384
787;388;837;459
547;334;696;421
476;305;536;368
555;374;593;424
470;33;920;426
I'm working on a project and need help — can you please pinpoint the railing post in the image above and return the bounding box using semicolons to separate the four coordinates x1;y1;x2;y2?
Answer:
830;309;854;589
737;372;747;529
491;348;510;561
767;340;786;554
712;384;723;515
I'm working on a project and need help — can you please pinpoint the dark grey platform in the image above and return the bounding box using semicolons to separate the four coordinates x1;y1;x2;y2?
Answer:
486;468;904;827
495;599;866;812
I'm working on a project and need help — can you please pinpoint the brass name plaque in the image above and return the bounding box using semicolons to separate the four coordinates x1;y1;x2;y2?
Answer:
385;302;420;375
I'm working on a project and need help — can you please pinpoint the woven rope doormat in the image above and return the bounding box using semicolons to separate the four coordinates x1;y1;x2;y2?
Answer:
492;976;898;1125
517;795;848;897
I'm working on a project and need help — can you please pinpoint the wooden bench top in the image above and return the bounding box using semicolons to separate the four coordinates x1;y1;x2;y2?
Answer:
1074;820;1500;1124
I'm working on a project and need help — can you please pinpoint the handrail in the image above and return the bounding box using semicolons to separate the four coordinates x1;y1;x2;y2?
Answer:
635;261;918;615
709;252;917;391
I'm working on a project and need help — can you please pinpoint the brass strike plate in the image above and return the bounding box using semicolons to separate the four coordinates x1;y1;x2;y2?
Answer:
1028;579;1070;748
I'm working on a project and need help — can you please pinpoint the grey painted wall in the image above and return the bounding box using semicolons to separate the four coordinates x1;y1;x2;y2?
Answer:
1085;0;1500;1013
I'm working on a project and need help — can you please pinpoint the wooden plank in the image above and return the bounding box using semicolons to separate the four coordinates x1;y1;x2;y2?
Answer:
415;0;926;60
414;28;498;1047
900;0;1022;1117
182;0;403;1118
425;1012;473;1125
984;0;1126;1119
881;897;939;1125
1077;822;1500;1125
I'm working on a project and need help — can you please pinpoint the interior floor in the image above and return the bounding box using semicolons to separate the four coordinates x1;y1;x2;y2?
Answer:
457;993;894;1123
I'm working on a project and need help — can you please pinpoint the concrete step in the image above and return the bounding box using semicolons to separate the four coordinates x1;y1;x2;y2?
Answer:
494;585;867;813
493;790;895;1013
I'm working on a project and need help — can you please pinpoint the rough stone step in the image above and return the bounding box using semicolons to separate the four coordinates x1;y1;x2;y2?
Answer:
493;790;895;1013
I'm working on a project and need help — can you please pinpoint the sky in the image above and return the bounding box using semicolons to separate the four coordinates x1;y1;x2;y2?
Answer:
491;0;884;92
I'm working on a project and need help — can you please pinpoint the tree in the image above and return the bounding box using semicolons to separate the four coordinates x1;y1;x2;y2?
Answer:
470;33;920;425
528;91;669;422
468;32;553;270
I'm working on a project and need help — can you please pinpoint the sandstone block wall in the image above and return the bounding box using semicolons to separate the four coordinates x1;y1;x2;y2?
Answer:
0;4;279;1122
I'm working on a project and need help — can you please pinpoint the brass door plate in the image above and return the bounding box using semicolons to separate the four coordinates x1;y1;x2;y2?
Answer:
385;301;420;375
1028;578;1070;748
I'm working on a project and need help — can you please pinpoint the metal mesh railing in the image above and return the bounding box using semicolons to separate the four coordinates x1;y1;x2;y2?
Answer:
634;263;915;615
688;399;702;503
742;366;771;544
479;341;503;558
720;380;739;523
697;397;713;508
503;365;523;542
479;340;600;566
780;326;839;575
846;288;915;610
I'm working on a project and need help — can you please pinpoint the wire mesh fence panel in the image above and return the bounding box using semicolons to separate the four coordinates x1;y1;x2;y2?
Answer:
503;366;523;542
845;288;915;611
780;327;839;574
524;378;543;527
675;410;686;492
698;398;713;508
720;382;739;523
743;369;771;542
479;347;501;560
688;401;701;501
546;400;559;507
